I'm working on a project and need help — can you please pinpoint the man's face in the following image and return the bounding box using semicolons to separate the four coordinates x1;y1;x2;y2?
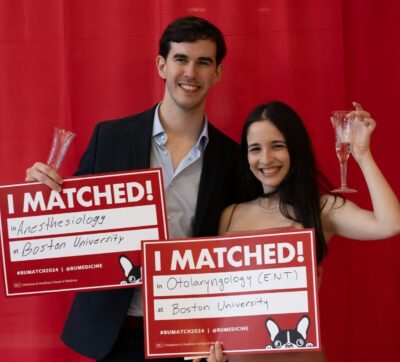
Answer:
156;39;223;112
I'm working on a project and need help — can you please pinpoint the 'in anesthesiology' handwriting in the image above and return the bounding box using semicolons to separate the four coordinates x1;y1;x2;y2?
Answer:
15;214;106;236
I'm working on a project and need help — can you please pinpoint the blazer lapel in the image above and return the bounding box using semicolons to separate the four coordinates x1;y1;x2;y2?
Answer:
129;106;157;169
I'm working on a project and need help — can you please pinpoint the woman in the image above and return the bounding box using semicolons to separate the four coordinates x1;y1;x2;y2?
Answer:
196;101;400;362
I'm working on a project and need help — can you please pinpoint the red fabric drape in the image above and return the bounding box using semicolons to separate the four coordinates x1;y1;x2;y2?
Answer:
0;1;399;361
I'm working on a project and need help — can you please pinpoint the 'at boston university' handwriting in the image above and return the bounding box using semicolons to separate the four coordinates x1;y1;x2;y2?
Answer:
171;297;270;316
18;233;124;258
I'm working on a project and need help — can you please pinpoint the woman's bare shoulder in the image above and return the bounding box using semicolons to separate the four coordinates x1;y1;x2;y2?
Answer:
219;201;256;234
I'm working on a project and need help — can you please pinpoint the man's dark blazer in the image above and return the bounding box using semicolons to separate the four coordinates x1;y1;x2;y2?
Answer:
61;105;240;360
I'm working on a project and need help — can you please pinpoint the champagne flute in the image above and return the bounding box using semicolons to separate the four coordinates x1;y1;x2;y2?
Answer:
46;127;76;170
331;110;357;193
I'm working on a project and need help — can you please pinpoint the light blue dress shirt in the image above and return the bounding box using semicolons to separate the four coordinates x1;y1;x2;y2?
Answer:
128;103;209;316
150;104;208;239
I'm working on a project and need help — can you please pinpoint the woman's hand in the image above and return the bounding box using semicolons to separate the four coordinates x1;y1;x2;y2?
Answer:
208;341;227;362
348;101;376;161
324;101;400;241
193;341;227;362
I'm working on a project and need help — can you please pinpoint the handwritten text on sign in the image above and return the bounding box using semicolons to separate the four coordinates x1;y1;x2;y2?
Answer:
0;169;168;296
142;231;320;358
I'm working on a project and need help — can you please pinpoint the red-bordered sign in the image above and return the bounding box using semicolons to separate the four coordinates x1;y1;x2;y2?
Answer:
142;230;321;358
0;169;168;296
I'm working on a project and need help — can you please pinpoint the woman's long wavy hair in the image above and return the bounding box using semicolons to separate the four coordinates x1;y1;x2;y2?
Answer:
238;101;331;264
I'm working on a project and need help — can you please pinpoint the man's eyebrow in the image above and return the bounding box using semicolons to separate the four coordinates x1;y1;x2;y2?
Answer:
172;53;188;59
171;54;214;63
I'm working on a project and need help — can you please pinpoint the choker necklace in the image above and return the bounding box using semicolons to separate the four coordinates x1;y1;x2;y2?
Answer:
258;197;279;213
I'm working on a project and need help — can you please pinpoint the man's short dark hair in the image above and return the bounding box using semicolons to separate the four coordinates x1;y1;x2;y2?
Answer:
159;16;227;65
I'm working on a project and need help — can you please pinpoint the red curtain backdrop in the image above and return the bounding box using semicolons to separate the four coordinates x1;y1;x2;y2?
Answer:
0;1;399;361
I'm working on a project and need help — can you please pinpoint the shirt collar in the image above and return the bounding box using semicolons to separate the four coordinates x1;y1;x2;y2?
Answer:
152;103;209;151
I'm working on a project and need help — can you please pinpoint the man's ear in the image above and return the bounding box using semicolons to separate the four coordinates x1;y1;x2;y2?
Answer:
156;55;167;79
214;63;223;84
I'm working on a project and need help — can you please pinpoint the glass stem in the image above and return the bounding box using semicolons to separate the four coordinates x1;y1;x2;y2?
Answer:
340;161;348;188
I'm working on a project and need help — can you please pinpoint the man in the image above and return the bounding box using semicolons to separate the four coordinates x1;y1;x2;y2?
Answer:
26;16;239;361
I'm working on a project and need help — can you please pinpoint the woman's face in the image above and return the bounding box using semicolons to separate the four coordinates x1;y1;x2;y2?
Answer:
247;120;291;193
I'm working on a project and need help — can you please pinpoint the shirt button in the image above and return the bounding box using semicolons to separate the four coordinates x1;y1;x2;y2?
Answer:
164;150;169;155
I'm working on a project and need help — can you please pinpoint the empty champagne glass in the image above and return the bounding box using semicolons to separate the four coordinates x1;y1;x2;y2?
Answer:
46;127;76;170
331;110;357;193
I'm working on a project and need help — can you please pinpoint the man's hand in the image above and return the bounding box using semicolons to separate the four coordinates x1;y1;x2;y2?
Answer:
25;162;64;191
